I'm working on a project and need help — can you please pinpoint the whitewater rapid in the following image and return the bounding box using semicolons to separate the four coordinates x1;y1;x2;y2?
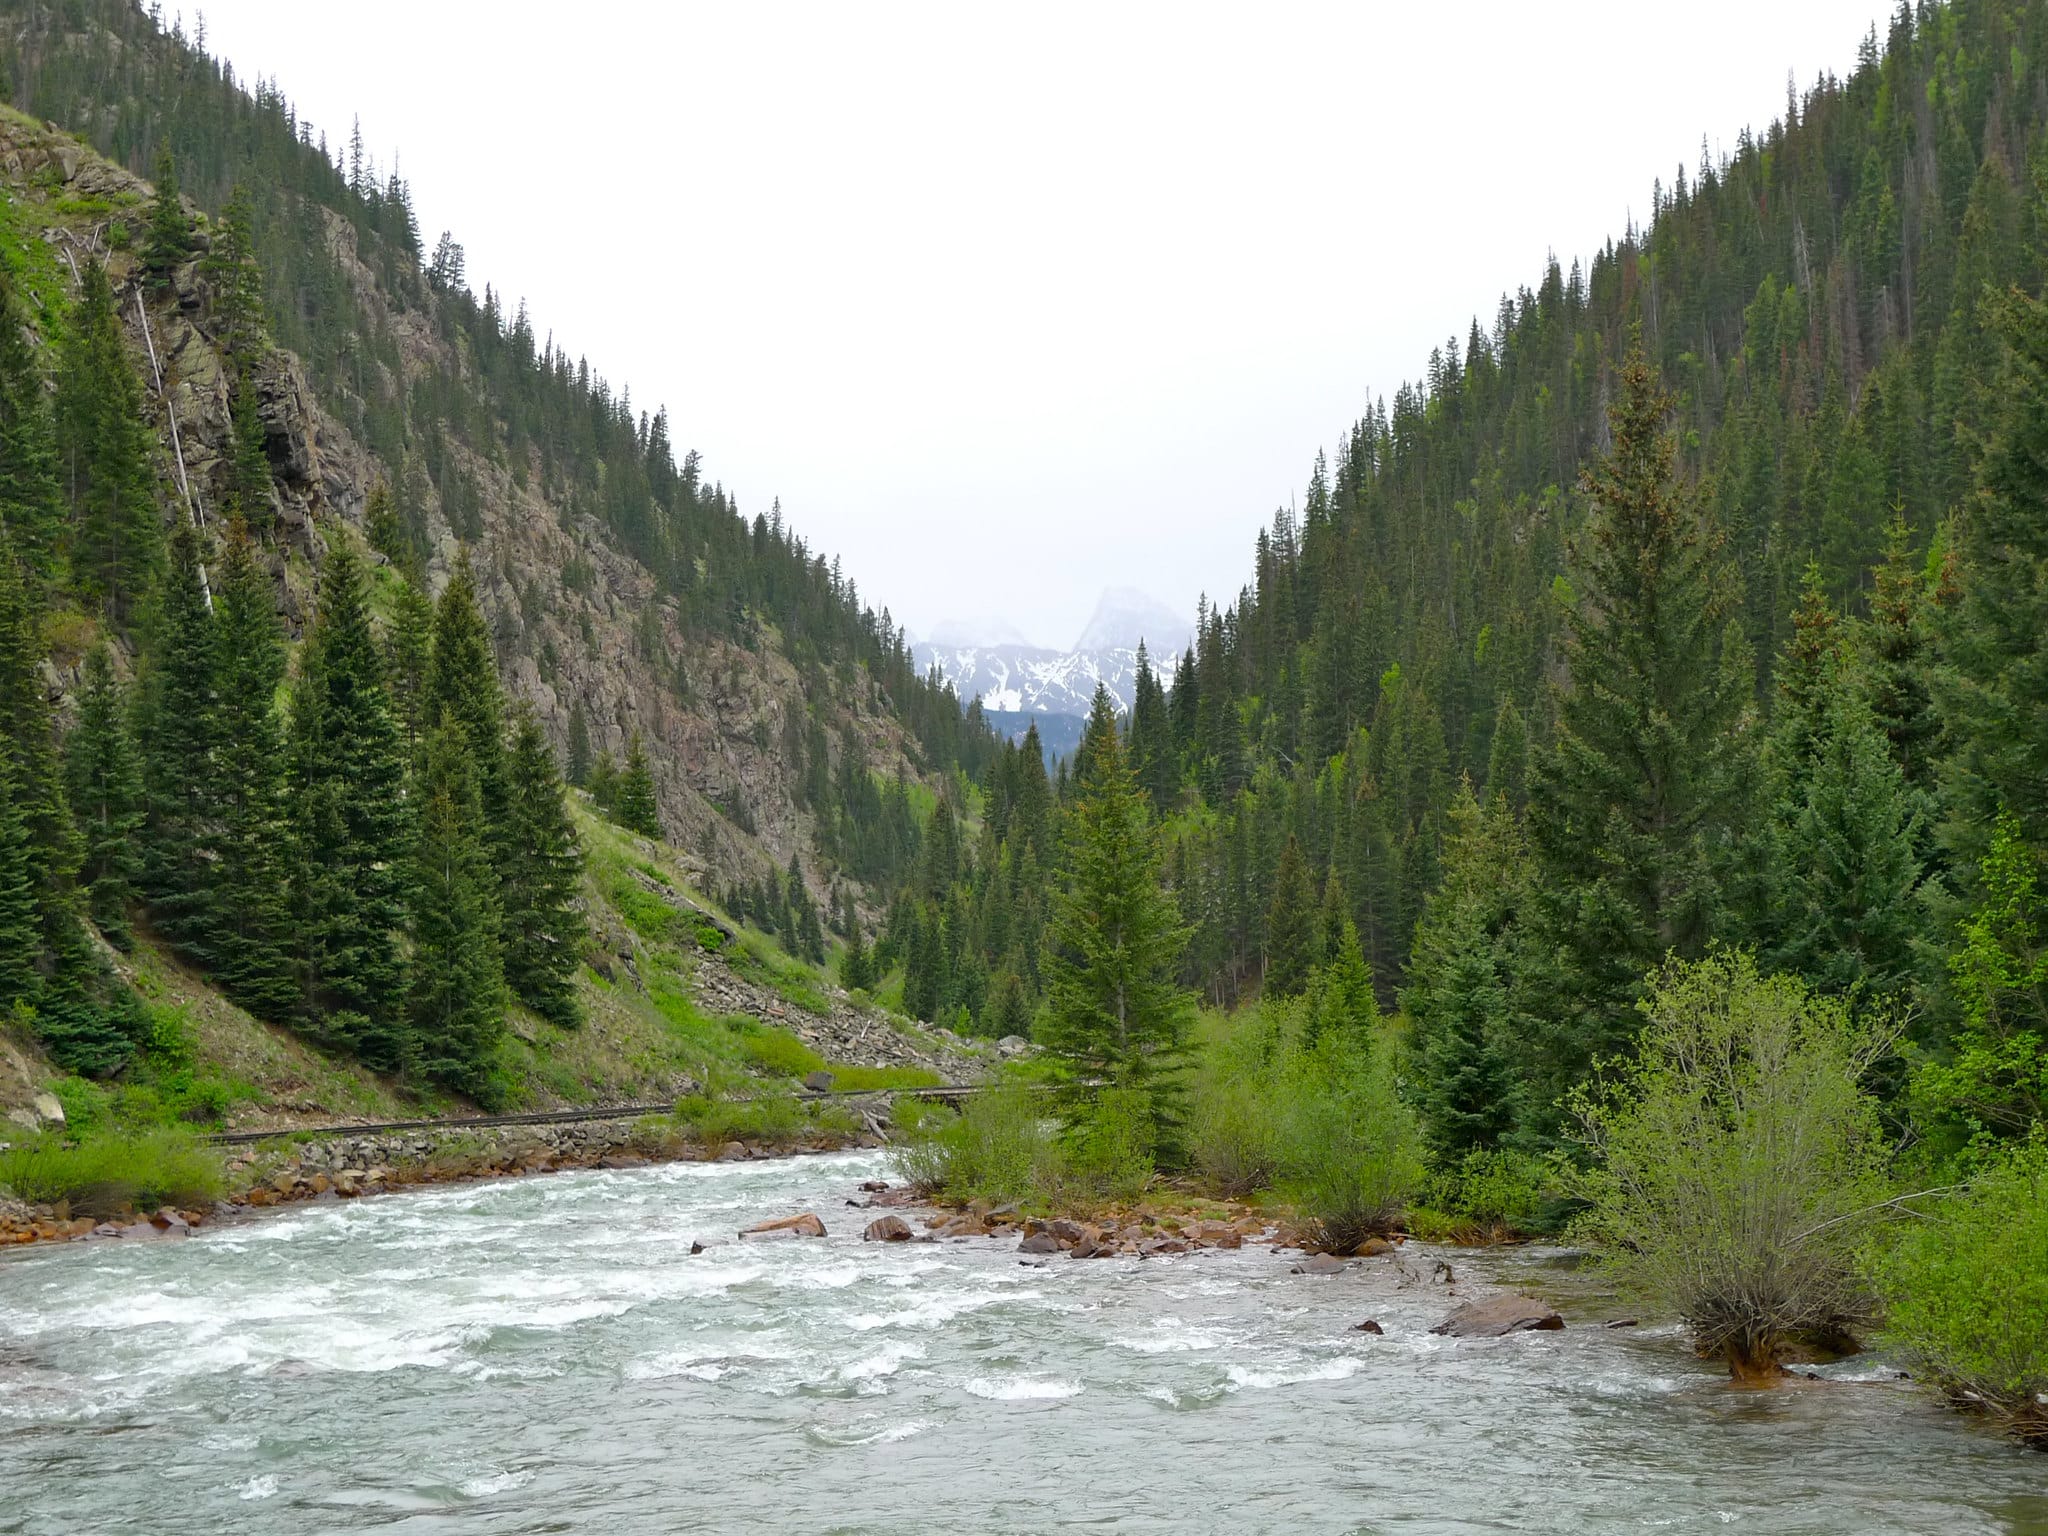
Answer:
1;1149;2041;1534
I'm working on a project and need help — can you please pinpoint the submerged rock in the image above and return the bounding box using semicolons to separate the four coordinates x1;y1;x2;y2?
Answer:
740;1212;827;1239
1290;1254;1348;1276
1430;1295;1565;1337
1353;1319;1385;1335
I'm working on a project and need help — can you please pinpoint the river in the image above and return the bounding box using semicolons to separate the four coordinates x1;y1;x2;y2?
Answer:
1;1149;2042;1534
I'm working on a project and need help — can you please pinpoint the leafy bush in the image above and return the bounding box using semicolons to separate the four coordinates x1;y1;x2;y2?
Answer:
674;1084;807;1145
1425;1147;1570;1236
891;1081;1059;1203
0;1129;225;1218
1062;1086;1156;1204
1874;1140;2048;1446
1187;1007;1287;1198
1275;1029;1424;1251
728;1020;826;1079
1571;952;1897;1380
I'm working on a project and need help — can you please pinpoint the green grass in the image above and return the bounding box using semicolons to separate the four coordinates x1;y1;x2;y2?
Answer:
0;1129;226;1219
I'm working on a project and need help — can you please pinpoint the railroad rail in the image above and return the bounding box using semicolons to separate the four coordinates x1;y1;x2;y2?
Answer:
200;1083;985;1147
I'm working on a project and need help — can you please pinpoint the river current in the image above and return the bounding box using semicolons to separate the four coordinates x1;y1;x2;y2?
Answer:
1;1149;2042;1534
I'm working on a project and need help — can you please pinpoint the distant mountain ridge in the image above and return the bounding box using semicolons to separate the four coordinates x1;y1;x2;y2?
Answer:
913;588;1192;756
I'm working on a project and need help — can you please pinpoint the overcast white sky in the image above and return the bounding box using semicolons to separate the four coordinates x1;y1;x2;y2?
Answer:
190;2;1889;650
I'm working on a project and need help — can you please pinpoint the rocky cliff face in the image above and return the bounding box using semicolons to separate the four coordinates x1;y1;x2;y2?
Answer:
1;109;924;909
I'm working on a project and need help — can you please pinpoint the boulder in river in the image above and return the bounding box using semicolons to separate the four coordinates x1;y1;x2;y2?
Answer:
863;1215;913;1242
1017;1232;1060;1255
740;1212;827;1239
1290;1254;1347;1276
1353;1319;1385;1335
1430;1295;1565;1337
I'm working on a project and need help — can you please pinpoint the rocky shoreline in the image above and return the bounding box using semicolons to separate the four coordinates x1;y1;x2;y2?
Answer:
0;1116;883;1249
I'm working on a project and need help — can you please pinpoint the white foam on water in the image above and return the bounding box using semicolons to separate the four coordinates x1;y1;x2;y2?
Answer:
1226;1357;1364;1390
965;1376;1083;1401
845;1289;1028;1331
457;1470;534;1498
839;1340;926;1382
791;1262;863;1291
1111;1318;1231;1354
237;1476;278;1501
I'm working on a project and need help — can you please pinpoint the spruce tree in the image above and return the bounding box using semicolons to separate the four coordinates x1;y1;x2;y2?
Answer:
1526;345;1747;1073
407;717;506;1099
840;924;874;992
1262;834;1317;998
1483;696;1530;815
565;700;591;787
1039;716;1194;1157
54;263;161;617
0;750;40;1011
210;527;296;1017
377;576;430;764
425;560;510;845
137;520;220;963
200;184;265;366
614;732;660;837
290;546;411;1064
1941;290;2048;859
63;644;143;947
1306;911;1378;1043
500;705;585;1028
587;748;619;812
0;275;62;584
225;381;272;523
143;149;195;280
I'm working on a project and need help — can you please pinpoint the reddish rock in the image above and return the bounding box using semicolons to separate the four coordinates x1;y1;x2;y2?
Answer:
1017;1232;1060;1254
740;1212;827;1239
1430;1295;1565;1338
1355;1237;1396;1257
1353;1319;1385;1335
863;1215;914;1242
714;1141;748;1162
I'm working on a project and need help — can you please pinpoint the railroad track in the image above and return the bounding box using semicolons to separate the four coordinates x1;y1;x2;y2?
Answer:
200;1083;985;1146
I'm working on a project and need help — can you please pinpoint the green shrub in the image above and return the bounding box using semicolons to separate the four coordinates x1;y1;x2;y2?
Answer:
1571;952;1896;1380
0;1129;225;1218
674;1084;808;1145
1276;1030;1424;1251
1426;1147;1569;1236
892;1082;1059;1203
1187;1006;1288;1198
727;1020;825;1079
1874;1140;2048;1446
1062;1086;1156;1204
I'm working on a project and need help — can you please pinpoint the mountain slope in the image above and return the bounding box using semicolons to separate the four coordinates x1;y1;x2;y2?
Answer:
0;0;992;917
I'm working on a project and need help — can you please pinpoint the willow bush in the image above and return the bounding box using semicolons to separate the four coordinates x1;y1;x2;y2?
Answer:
1572;951;1897;1381
1875;1140;2048;1446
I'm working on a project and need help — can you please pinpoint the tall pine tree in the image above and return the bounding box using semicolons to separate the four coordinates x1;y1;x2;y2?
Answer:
54;262;160;617
500;705;585;1028
407;717;506;1100
63;644;143;947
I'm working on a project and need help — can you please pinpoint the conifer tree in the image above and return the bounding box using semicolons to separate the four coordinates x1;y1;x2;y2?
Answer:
0;275;62;583
1262;834;1318;998
613;732;660;837
1941;290;2048;860
565;700;591;787
840;924;874;992
1307;911;1378;1043
1860;514;1944;802
1526;346;1748;1072
143;149;195;280
407;717;506;1099
137;520;219;962
0;750;40;1011
209;527;296;1017
425;560;510;845
290;546;410;1065
1484;696;1530;815
1040;715;1194;1157
384;575;434;762
63;644;143;947
587;748;619;812
225;382;272;523
985;967;1032;1038
500;705;585;1028
54;263;161;617
199;183;264;366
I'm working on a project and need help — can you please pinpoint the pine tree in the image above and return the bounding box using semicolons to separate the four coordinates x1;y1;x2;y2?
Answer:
1860;514;1943;801
565;700;591;787
143;149;195;280
1941;290;2048;860
587;748;619;812
425;560;510;849
985;967;1032;1038
137;520;220;963
0;749;40;1011
613;732;660;837
290;546;410;1064
1039;717;1194;1157
1526;345;1748;1072
63;644;143;947
1262;834;1317;998
54;263;161;617
840;924;874;992
225;379;272;523
500;705;585;1028
0;274;62;583
1306;910;1378;1043
384;575;434;762
1773;680;1924;1000
1483;695;1530;815
407;717;506;1099
200;183;265;366
209;526;296;1017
